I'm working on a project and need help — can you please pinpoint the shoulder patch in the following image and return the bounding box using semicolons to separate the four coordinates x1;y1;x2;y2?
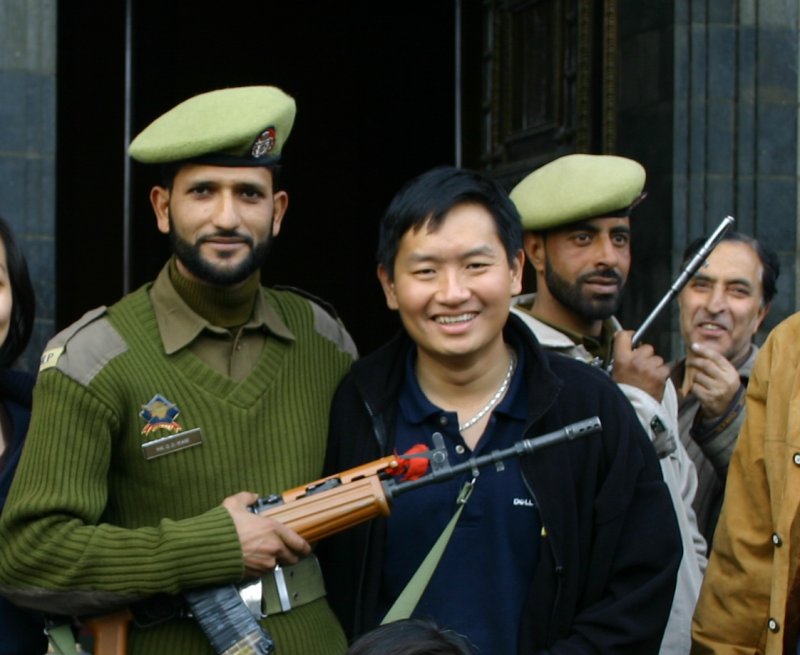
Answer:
40;307;109;371
272;285;359;359
306;299;358;359
39;307;128;385
273;285;341;319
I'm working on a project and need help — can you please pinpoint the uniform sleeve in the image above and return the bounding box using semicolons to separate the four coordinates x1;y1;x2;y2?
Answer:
618;380;679;457
0;369;244;616
620;380;707;571
669;438;709;572
691;341;775;654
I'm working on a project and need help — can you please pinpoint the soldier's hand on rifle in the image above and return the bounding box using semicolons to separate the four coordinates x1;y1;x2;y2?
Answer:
223;491;311;579
684;342;741;418
612;330;670;402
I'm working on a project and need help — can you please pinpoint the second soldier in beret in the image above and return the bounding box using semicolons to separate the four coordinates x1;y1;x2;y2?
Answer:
509;153;706;655
0;86;357;655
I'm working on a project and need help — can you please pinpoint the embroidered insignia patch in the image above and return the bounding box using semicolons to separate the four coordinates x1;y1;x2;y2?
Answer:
140;394;183;435
251;126;276;158
39;347;65;371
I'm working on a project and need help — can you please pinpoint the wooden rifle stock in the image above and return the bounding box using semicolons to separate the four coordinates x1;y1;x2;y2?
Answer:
251;454;401;542
88;418;601;655
84;608;132;655
258;474;391;542
87;458;400;655
251;417;603;540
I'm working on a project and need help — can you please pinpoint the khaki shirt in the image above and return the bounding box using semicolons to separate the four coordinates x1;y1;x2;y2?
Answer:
149;265;295;381
532;314;617;366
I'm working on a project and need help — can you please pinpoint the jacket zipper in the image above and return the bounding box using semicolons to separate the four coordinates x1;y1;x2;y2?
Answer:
521;454;564;647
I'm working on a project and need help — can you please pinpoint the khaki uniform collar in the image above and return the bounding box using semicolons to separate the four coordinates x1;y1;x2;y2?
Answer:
149;263;295;355
545;318;616;365
511;293;618;365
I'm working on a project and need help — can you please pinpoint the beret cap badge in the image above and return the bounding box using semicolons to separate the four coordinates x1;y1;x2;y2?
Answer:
127;85;296;166
251;127;276;158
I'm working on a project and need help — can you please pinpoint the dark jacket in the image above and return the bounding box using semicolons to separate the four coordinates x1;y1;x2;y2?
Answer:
318;315;681;655
0;368;47;655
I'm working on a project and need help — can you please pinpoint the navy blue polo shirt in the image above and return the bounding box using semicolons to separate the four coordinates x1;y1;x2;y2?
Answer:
379;344;541;655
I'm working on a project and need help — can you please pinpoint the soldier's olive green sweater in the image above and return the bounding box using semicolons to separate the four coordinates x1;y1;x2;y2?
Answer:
0;281;356;655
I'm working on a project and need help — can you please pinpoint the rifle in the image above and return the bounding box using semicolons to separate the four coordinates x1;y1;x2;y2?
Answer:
88;416;602;655
631;215;735;347
83;610;132;655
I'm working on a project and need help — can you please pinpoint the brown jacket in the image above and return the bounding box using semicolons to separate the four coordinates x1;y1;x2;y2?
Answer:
692;312;800;654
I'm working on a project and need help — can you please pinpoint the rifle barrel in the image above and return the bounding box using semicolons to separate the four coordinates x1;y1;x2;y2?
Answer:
389;417;602;497
631;215;735;347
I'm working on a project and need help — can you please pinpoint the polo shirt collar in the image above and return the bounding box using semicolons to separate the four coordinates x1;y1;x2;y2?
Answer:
397;345;528;428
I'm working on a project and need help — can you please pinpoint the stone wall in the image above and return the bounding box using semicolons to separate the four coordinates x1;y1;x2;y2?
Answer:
0;0;57;372
617;0;677;357
672;0;798;353
619;0;799;359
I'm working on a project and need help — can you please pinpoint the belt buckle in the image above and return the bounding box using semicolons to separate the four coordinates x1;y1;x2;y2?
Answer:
239;579;266;619
260;556;325;616
273;565;293;613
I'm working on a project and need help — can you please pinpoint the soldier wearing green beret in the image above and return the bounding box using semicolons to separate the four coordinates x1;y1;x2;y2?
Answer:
509;153;707;655
0;86;357;655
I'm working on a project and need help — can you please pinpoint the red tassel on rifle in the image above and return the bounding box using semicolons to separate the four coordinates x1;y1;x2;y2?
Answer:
389;444;430;481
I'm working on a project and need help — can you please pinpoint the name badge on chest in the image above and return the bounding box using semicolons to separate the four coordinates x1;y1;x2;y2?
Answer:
142;427;204;460
139;394;202;460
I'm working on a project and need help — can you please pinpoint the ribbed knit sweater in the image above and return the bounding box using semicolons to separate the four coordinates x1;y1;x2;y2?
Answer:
0;281;356;655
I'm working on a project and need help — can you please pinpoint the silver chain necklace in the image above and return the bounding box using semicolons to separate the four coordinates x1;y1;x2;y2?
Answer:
458;350;517;432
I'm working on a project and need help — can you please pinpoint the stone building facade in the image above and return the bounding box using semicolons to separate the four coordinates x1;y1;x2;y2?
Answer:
1;0;798;369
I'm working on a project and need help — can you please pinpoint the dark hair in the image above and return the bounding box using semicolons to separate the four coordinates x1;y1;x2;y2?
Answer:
0;215;35;367
682;231;780;305
376;166;523;278
346;619;475;655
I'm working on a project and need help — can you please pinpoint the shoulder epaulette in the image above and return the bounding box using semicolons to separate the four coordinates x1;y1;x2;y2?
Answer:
272;285;341;320
271;285;358;359
39;306;129;385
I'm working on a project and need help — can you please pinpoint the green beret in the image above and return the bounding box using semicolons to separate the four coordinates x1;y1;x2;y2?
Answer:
128;86;296;165
510;154;646;230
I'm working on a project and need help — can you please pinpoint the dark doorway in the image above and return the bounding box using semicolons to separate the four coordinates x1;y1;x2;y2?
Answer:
57;1;461;354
